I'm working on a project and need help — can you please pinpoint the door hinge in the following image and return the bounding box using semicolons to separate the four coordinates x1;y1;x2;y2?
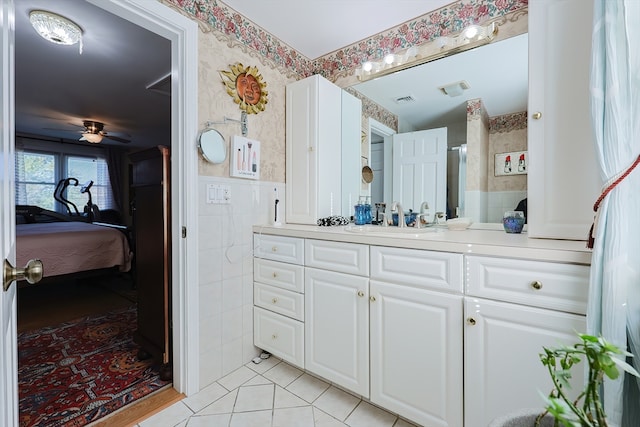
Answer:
182;226;187;238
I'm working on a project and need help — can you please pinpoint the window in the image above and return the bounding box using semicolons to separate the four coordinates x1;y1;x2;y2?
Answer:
16;148;115;214
15;152;57;210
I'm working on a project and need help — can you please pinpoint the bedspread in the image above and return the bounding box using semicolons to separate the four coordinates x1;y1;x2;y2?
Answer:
16;222;132;278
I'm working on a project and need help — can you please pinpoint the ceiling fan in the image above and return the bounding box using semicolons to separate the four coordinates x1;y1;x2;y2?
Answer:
79;120;130;144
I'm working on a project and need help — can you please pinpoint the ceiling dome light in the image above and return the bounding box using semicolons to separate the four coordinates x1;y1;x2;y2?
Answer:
81;133;103;144
29;10;83;54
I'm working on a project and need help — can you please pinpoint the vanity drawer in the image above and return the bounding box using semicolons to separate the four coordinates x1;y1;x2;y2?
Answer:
254;234;304;265
305;239;369;276
254;283;304;321
254;307;304;369
465;255;589;315
254;258;304;293
370;246;463;293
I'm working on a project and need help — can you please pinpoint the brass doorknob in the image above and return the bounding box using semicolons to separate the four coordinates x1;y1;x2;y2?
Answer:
467;317;477;326
532;112;542;120
3;259;43;291
531;280;543;290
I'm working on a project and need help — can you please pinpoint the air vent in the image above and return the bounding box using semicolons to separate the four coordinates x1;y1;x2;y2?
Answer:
394;95;416;104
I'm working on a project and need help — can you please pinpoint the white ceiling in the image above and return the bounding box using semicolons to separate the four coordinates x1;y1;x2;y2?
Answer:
220;0;454;59
14;0;527;149
15;0;171;148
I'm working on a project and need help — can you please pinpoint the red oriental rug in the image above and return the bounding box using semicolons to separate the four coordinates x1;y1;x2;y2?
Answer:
18;306;170;427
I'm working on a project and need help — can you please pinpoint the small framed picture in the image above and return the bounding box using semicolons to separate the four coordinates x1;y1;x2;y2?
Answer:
230;135;260;180
495;150;527;176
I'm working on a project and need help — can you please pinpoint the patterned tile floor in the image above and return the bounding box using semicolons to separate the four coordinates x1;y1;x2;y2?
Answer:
137;357;419;427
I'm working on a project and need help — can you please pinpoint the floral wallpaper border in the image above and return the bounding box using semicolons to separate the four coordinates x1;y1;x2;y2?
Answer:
489;111;528;133
165;0;528;80
468;99;527;133
345;87;398;132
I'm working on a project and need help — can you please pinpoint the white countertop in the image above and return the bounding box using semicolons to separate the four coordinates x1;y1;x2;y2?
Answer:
253;223;593;265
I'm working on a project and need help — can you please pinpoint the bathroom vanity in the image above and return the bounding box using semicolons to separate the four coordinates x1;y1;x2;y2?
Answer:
253;224;590;427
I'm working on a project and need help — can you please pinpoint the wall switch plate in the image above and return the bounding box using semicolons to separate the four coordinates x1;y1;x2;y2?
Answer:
207;184;231;204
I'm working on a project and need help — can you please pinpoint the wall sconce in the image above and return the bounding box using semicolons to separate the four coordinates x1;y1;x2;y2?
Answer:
29;10;83;54
357;22;497;82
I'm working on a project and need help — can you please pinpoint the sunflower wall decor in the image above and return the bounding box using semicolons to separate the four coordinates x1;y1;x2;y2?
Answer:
219;63;268;114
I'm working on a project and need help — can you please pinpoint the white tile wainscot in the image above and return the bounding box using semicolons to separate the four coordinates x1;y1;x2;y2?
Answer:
252;224;592;427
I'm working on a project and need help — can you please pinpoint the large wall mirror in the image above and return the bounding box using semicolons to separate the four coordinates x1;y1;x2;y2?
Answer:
350;31;528;224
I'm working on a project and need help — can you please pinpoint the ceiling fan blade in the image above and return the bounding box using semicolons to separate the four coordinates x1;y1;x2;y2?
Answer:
104;134;131;144
42;127;83;132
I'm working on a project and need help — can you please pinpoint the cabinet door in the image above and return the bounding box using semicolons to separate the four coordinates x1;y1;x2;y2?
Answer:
464;297;586;427
528;0;600;239
285;75;342;224
305;267;369;397
370;280;463;427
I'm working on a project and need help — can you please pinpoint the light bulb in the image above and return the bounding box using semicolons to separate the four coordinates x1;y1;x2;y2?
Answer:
362;61;373;72
463;25;481;40
384;54;395;65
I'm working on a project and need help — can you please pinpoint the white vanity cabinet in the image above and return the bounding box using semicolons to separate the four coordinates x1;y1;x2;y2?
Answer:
285;74;361;224
253;234;305;368
304;239;370;396
464;255;589;427
252;226;592;427
370;246;464;427
527;0;600;240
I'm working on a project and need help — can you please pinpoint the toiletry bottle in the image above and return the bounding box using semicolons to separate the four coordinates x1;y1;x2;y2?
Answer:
364;196;372;224
354;199;366;225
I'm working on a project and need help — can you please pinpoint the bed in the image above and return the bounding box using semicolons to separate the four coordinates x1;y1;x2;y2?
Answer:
16;221;132;278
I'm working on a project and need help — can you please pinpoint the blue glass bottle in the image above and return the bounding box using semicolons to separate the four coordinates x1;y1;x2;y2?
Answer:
354;203;367;225
364;200;372;224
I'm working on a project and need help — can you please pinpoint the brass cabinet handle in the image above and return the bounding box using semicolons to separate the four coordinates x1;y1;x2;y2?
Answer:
272;334;278;340
272;272;278;278
532;112;542;120
467;317;476;326
370;296;376;302
271;246;278;252
357;290;365;297
271;297;278;304
531;280;543;290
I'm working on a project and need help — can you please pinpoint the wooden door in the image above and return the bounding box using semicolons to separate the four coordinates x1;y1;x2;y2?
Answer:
1;0;18;422
392;128;447;220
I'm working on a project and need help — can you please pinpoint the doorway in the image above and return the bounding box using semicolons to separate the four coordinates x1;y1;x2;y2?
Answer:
7;0;199;423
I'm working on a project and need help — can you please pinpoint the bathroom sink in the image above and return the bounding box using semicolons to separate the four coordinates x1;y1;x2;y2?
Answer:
344;224;440;237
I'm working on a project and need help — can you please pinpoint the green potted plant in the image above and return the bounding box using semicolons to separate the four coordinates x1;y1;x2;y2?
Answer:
490;333;639;427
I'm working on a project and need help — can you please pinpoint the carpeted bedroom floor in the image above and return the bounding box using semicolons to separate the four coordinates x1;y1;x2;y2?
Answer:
17;272;136;333
16;273;172;426
18;306;171;427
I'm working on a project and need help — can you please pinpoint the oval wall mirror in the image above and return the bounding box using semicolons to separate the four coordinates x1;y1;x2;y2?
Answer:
198;128;226;164
362;165;374;183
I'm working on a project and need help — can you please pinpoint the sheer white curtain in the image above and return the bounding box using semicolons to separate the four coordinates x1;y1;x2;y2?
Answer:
588;1;640;425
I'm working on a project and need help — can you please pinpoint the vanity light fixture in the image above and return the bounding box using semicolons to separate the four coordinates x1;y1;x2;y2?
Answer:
29;10;83;54
356;22;497;82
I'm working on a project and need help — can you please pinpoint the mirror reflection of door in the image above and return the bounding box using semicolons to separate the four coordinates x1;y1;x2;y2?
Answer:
391;128;447;223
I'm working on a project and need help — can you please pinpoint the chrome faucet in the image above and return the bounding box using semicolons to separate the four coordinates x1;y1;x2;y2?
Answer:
390;201;405;228
416;201;430;228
